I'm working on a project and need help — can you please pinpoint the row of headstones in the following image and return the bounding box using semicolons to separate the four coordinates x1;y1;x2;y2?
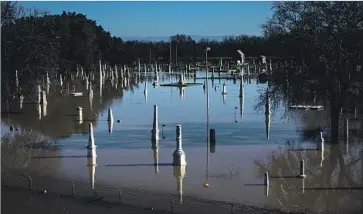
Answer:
85;104;186;166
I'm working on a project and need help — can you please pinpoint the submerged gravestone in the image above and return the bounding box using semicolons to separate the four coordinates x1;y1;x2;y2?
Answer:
172;125;186;166
151;105;159;142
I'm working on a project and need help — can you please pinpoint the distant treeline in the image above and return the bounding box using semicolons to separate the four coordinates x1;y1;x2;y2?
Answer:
2;2;363;88
1;2;299;75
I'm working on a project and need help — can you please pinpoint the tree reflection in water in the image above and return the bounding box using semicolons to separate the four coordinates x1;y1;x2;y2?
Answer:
1;131;61;177
1;71;142;180
254;67;363;213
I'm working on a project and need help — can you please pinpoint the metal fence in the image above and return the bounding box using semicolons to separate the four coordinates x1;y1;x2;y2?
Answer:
1;172;282;214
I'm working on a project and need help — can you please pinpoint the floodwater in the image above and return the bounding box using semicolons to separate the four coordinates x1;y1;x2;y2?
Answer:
2;71;363;213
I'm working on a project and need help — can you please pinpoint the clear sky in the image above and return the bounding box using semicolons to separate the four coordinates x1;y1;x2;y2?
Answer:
20;1;274;38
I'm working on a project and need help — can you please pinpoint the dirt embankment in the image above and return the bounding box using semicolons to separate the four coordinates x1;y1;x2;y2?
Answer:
1;185;176;214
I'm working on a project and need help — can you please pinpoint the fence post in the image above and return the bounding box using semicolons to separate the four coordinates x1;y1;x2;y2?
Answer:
170;196;174;213
28;175;32;191
118;188;122;204
71;181;75;196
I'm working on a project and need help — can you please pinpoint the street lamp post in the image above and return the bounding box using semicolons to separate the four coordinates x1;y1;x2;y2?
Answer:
204;47;211;188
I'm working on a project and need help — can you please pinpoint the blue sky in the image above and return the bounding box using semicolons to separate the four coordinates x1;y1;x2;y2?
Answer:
21;1;274;38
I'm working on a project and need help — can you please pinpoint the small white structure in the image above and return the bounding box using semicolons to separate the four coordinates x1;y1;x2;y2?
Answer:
172;125;186;166
298;160;306;178
107;107;114;122
46;71;50;85
87;123;97;157
59;74;63;87
70;92;83;97
37;103;42;120
89;82;94;110
153;80;158;88
178;74;185;85
85;78;89;90
144;81;148;95
46;81;50;95
81;66;84;79
19;95;24;110
114;66;119;79
15;70;19;89
41;91;47;117
99;79;103;104
318;132;325;167
264;172;269;196
289;105;324;111
222;82;227;95
261;55;267;64
107;107;114;134
99;60;103;83
151;105;159;142
42;90;47;105
37;84;42;104
264;172;269;186
237;50;245;65
318;132;324;151
77;106;83;124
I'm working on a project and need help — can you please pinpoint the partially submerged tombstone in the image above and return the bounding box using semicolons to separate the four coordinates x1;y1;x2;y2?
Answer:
151;105;159;142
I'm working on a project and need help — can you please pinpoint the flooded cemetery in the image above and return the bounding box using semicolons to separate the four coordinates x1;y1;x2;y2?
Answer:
2;57;363;214
2;1;363;214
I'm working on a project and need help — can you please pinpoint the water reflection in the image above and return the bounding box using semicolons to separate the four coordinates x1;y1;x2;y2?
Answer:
2;67;362;213
2;74;133;139
173;165;186;204
36;103;42;120
253;67;363;213
107;107;114;134
1;131;60;176
178;86;185;99
239;82;244;120
265;88;270;139
151;139;159;174
151;105;159;142
87;154;97;190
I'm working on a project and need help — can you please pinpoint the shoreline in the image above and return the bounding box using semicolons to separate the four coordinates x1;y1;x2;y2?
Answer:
4;144;362;214
2;185;178;214
2;172;292;214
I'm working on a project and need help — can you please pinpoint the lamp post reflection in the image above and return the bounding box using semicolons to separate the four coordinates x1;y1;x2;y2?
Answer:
234;106;238;123
162;124;166;139
204;47;211;188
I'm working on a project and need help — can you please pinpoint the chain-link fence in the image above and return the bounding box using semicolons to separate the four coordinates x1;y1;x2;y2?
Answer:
2;172;284;214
